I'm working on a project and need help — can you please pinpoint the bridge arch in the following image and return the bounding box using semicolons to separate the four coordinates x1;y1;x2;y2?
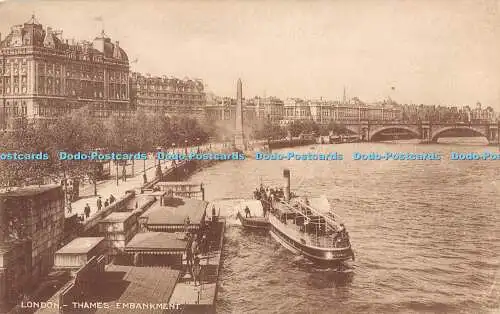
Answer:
369;126;420;141
431;126;488;142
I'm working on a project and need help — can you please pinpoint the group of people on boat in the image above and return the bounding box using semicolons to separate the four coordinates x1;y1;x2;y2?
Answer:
253;184;298;215
253;185;285;202
332;223;350;247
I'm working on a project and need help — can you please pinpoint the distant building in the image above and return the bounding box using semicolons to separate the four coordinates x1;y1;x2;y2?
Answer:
0;15;131;129
205;95;236;121
470;102;495;122
250;96;284;122
282;98;312;125
0;185;64;308
130;72;205;119
365;102;402;121
205;94;256;122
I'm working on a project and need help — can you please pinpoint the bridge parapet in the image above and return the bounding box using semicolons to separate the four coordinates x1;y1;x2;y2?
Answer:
335;121;499;142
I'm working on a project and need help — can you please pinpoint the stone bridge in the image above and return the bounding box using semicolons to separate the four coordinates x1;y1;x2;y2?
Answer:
343;121;500;143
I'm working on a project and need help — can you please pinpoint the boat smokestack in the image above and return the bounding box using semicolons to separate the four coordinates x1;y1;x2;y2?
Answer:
283;169;290;201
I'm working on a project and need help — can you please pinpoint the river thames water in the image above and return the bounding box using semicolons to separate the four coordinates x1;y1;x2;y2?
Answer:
189;141;500;314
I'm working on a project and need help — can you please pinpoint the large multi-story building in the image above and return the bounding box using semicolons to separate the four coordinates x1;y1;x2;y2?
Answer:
282;97;402;125
0;185;64;308
0;16;130;129
470;102;495;122
205;94;256;122
365;102;402;121
282;98;313;124
249;96;285;122
130;72;205;119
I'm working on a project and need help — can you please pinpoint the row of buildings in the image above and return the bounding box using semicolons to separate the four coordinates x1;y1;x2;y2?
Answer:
1;17;498;130
0;179;212;311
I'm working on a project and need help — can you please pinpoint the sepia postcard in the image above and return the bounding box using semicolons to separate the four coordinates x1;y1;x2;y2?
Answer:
0;0;498;313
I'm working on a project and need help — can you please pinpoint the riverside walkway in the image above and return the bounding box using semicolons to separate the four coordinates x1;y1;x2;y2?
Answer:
66;143;230;221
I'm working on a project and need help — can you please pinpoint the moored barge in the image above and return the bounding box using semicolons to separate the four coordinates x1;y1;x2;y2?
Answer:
236;212;269;230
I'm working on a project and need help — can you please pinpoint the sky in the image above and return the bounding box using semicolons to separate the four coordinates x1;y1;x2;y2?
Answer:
0;0;499;109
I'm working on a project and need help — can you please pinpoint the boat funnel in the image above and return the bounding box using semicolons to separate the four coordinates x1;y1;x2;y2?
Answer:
283;169;291;201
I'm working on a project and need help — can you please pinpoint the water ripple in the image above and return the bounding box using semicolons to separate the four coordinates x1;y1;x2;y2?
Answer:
190;142;499;314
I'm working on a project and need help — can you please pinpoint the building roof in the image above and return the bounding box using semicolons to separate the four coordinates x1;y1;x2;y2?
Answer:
55;237;105;254
39;266;180;314
93;265;180;314
0;184;61;198
140;197;208;225
1;17;128;63
125;232;187;251
100;212;136;223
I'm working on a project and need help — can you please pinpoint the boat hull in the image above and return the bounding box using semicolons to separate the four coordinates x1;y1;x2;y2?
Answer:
236;212;270;230
269;217;354;265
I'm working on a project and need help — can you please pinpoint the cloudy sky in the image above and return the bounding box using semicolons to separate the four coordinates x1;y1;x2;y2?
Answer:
0;0;499;108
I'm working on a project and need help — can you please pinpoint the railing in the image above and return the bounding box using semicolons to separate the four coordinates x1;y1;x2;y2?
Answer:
295;200;342;229
268;197;343;241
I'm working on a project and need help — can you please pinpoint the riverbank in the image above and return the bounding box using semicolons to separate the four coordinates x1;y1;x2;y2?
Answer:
9;146;232;314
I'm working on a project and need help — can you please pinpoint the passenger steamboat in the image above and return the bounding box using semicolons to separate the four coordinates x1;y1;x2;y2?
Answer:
239;169;355;266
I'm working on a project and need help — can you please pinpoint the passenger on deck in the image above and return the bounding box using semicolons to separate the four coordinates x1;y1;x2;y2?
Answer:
244;206;251;218
340;224;349;239
333;223;348;244
339;223;346;235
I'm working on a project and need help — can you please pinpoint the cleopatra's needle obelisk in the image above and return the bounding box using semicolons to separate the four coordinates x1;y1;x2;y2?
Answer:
234;78;246;150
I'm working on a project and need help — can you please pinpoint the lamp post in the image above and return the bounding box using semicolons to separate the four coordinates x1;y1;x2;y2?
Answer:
155;146;162;179
115;160;119;186
122;139;128;182
156;146;162;167
184;139;188;155
143;154;147;182
196;137;200;153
